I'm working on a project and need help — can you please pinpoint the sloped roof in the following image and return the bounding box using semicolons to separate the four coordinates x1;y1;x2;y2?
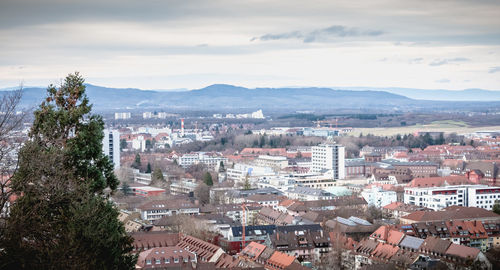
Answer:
401;206;500;222
420;236;451;254
399;235;424;250
445;243;480;260
408;176;470;187
387;230;405;246
132;231;180;250
267;251;296;268
371;243;399;260
241;242;267;260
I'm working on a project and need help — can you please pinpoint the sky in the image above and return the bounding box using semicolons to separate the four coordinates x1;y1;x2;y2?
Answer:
1;0;500;90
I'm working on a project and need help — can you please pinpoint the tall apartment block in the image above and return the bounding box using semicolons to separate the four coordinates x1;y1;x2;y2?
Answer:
102;129;120;169
311;143;345;179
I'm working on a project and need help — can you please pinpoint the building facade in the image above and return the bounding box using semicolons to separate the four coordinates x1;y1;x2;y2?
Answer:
311;143;345;179
102;129;120;169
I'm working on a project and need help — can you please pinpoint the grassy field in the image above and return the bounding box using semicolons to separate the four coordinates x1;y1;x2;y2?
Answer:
351;120;500;137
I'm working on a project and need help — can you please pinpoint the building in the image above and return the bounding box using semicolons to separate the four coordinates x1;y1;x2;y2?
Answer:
137;200;200;221
114;112;131;120
254;155;288;170
404;184;500;211
142;112;153;119
311;143;345;179
170;178;198;196
102;129;120;169
133;186;167;197
361;186;397;208
400;206;500;224
178;152;227;170
135;246;197;268
285;186;334;201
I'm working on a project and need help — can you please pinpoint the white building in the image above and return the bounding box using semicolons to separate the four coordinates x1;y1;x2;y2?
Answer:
311;143;345;179
254;155;288;170
404;184;500;211
114;112;131;120
226;163;275;183
133;170;152;185
142;112;153;119
361;186;397;208
251;109;265;119
178;152;227;170
132;135;147;152
285;186;334;201
257;176;296;192
102;129;120;169
137;200;199;221
170;179;199;196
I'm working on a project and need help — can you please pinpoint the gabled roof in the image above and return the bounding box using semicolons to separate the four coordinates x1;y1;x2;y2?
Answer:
387;230;405;246
399;235;424;250
267;251;296;268
401;206;500;223
408;176;470;187
132;231;180;250
356;239;379;255
445;243;480;260
240;242;267;260
370;226;389;241
419;236;451;255
371;243;399;260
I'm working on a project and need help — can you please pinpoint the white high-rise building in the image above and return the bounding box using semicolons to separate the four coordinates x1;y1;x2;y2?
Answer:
102;129;120;169
114;112;131;120
311;143;345;179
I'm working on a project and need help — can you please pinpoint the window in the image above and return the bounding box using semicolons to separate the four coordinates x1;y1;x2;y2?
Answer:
156;259;161;264
146;260;152;265
165;259;170;264
174;258;179;263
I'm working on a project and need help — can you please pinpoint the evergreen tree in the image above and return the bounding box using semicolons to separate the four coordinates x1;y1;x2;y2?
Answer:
203;172;213;186
120;139;127;151
243;174;251;190
132;153;141;169
121;182;132;196
150;167;165;187
218;161;225;172
146;162;152;173
493;200;500;215
0;73;136;269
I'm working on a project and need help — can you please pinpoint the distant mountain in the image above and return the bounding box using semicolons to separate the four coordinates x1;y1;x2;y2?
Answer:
2;84;500;112
331;86;500;101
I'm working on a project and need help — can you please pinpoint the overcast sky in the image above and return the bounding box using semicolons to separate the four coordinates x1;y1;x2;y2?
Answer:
1;0;500;90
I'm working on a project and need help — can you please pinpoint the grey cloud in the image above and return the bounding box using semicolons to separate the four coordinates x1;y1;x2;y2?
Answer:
254;31;303;41
435;79;451;83
409;57;424;64
489;66;500;73
429;57;470;66
252;25;384;43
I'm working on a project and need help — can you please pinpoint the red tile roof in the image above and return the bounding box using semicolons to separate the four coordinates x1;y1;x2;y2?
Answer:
408;176;470;187
445;243;480;260
267;251;296;269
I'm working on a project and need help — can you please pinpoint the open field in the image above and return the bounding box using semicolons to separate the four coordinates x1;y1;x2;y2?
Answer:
351;120;500;137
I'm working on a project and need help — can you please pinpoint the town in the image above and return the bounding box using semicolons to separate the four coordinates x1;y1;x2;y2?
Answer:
84;110;500;269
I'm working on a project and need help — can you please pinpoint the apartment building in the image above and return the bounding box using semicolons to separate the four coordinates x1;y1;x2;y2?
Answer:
102;129;120;169
178;152;227;170
311;143;345;179
404;184;500;211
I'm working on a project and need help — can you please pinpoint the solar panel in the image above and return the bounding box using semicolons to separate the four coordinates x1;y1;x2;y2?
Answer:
348;216;372;226
336;217;357;226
